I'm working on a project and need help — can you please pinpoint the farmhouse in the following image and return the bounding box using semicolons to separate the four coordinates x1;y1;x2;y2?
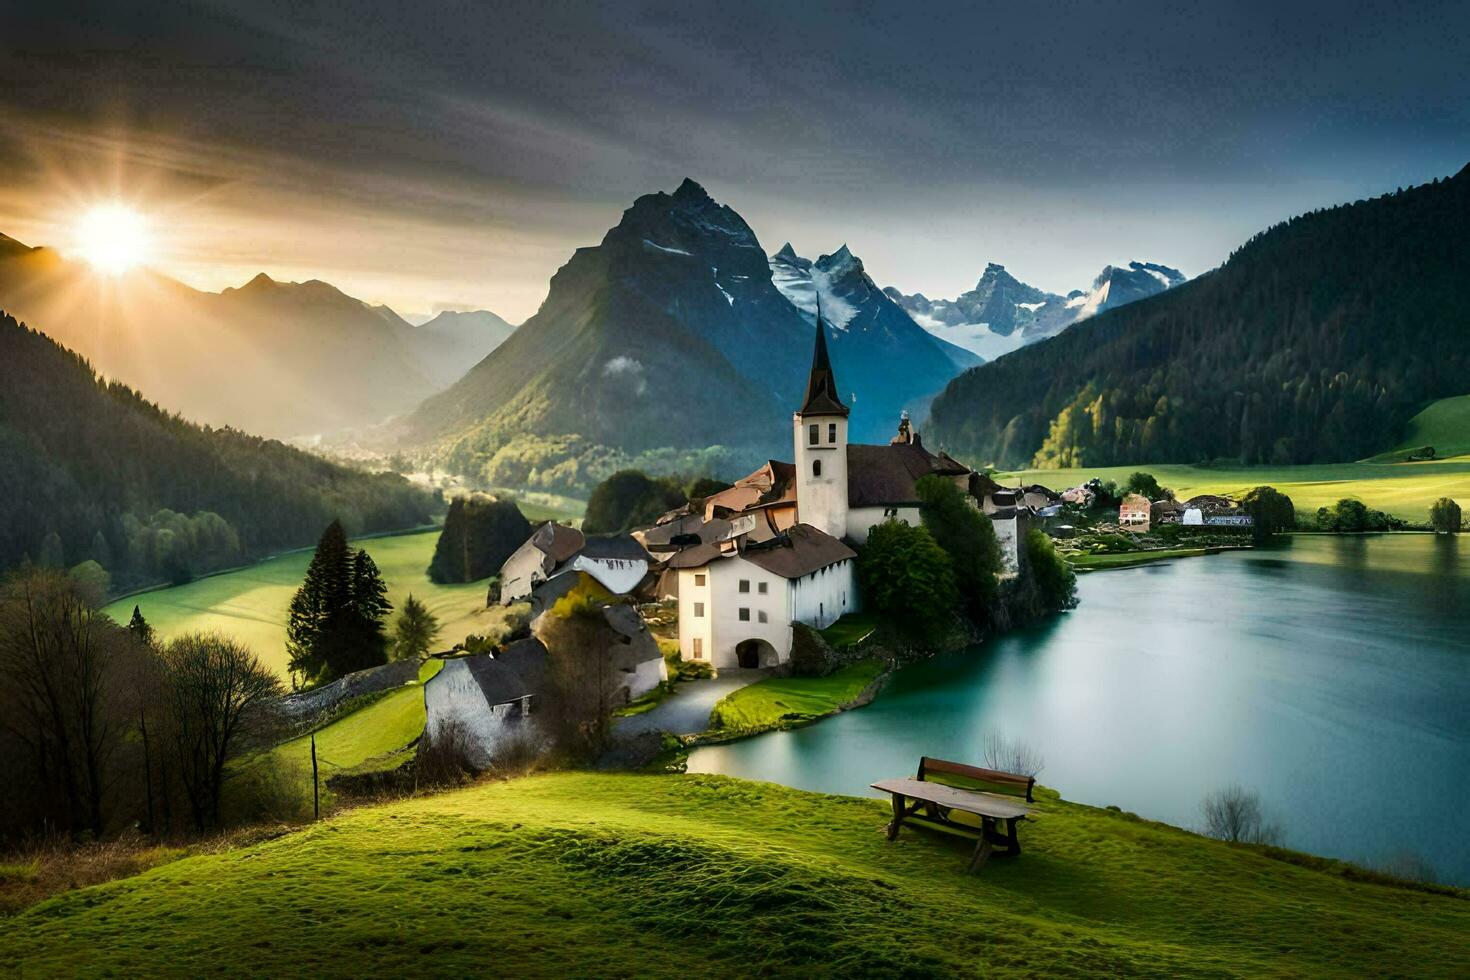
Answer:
423;639;549;767
1119;493;1152;530
499;524;649;605
654;319;1033;668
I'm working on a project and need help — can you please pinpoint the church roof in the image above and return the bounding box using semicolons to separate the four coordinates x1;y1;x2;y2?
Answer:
847;443;971;507
797;318;849;417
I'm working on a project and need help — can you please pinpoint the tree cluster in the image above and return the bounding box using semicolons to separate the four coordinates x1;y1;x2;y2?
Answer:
857;520;958;646
1312;499;1404;533
1240;486;1297;542
426;494;531;584
582;470;724;534
929;173;1470;468
0;568;280;843
915;475;1004;625
286;522;393;685
0;313;433;593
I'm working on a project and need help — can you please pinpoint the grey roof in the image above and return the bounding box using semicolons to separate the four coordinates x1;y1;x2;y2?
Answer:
577;533;650;562
740;523;856;579
437;645;547;708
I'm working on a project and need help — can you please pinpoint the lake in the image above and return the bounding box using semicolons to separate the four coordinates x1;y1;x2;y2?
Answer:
688;534;1470;884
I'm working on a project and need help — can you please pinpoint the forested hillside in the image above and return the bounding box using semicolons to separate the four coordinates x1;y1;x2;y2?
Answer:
0;312;434;590
928;167;1470;468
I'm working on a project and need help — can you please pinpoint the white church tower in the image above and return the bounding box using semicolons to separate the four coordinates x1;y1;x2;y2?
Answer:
793;314;850;539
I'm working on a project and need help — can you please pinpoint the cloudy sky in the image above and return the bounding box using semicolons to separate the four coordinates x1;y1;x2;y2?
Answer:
3;0;1466;321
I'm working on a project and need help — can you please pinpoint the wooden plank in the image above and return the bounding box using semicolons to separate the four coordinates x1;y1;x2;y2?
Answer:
871;778;1032;820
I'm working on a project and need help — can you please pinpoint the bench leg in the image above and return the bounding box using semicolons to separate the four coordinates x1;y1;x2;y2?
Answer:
1006;816;1021;856
968;836;993;873
886;793;905;841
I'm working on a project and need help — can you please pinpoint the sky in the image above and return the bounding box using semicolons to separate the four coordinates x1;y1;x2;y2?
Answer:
2;0;1466;322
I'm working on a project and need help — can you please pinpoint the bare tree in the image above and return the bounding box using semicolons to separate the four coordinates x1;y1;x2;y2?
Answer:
0;568;138;839
1200;785;1284;844
981;732;1045;778
162;632;281;830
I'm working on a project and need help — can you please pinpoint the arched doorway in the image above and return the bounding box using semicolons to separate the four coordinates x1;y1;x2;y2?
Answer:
735;638;779;669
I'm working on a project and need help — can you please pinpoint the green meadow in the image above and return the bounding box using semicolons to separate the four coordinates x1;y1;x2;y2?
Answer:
1000;457;1470;521
3;772;1465;977
1367;394;1470;462
103;531;498;679
709;660;885;734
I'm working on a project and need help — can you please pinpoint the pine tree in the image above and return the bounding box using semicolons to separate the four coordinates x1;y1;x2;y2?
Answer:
392;594;441;661
37;531;64;568
286;520;353;682
128;605;156;647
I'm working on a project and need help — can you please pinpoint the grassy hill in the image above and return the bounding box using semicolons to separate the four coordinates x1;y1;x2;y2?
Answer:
2;772;1465;976
105;530;517;679
997;458;1470;522
1366;394;1470;462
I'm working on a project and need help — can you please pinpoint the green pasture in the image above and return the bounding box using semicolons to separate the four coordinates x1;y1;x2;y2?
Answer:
104;531;505;679
3;772;1465;976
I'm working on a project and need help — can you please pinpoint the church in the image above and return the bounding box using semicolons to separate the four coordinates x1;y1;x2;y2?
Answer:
642;317;1016;670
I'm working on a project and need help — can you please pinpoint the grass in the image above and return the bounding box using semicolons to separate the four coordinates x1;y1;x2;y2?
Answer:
104;530;514;680
1366;395;1470;462
999;458;1470;522
819;611;879;648
2;771;1465;976
1069;547;1213;571
709;659;885;735
250;658;443;796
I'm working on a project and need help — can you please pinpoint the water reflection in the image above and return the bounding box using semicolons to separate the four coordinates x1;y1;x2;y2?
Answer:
688;534;1470;884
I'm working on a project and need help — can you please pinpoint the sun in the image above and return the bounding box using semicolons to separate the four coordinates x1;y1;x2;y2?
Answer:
74;204;154;275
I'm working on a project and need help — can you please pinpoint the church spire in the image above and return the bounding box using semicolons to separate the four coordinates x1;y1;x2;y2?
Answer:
798;301;849;417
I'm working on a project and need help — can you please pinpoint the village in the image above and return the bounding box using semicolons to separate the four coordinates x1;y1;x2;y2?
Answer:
408;319;1260;769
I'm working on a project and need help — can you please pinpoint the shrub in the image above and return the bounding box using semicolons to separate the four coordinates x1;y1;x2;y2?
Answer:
1200;785;1283;845
1429;497;1462;534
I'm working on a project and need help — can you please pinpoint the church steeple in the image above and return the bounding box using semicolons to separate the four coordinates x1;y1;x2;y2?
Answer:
798;306;849;417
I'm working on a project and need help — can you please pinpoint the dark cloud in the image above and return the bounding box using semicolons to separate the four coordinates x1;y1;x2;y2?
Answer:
3;0;1466;317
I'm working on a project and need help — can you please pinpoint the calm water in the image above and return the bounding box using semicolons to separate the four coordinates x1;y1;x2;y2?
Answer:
688;535;1470;883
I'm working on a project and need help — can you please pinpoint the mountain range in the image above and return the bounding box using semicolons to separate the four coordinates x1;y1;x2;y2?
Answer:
886;260;1186;360
0;310;432;589
0;234;512;439
927;166;1470;469
390;179;979;494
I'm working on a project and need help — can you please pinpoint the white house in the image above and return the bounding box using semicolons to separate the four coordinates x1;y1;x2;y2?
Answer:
422;639;548;767
674;524;856;668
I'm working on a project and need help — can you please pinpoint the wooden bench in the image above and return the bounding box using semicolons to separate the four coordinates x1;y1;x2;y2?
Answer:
871;757;1035;872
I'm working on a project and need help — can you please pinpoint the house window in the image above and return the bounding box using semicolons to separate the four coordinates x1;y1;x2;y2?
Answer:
694;573;706;586
739;579;750;593
884;507;898;518
828;422;837;443
757;582;768;595
739;608;750;622
694;602;705;618
808;423;818;446
758;611;768;624
693;638;703;659
813;459;822;477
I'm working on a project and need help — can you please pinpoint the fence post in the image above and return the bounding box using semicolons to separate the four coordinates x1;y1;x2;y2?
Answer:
311;732;320;821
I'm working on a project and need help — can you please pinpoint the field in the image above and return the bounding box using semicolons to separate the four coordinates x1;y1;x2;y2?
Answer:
2;771;1465;977
999;457;1470;522
103;531;511;679
708;660;885;734
1367;395;1470;462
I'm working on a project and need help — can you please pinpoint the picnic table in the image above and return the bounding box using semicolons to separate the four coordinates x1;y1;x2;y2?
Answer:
872;774;1033;872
